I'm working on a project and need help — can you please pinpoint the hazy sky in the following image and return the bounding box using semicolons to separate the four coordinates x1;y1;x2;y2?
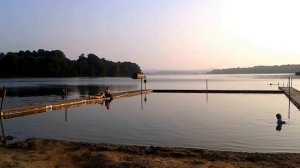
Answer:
1;0;300;70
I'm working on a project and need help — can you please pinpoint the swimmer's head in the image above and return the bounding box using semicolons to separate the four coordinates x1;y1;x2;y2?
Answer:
276;113;282;119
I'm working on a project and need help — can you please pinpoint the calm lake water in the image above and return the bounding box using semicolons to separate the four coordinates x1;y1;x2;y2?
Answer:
1;74;300;152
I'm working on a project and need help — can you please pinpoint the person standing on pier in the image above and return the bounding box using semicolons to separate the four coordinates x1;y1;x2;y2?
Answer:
104;87;113;100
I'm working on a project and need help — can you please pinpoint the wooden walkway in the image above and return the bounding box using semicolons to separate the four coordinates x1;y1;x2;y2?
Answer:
279;87;300;109
1;88;294;119
153;89;283;94
1;90;152;119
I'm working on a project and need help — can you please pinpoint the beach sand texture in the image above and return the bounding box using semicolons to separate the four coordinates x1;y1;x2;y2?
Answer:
1;138;300;168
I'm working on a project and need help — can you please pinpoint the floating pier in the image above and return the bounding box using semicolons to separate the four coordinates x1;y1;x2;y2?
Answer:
153;89;284;94
1;88;294;119
279;87;300;109
2;90;152;119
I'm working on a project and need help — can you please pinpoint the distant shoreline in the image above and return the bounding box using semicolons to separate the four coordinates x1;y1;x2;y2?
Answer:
207;64;300;74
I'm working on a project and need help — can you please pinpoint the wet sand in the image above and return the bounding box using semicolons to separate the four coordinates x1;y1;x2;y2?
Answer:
1;138;300;168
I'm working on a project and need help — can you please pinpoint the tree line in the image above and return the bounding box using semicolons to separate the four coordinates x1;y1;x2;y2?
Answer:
208;65;300;74
0;50;141;77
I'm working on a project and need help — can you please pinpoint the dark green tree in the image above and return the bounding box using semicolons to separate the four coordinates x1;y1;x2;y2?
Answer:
0;50;141;77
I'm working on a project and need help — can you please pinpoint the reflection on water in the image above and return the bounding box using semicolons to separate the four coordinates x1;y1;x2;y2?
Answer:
64;108;68;122
140;92;148;110
1;74;300;109
0;77;139;109
2;74;300;152
275;95;292;132
6;84;134;98
144;93;147;103
4;93;300;153
276;124;283;131
105;99;112;110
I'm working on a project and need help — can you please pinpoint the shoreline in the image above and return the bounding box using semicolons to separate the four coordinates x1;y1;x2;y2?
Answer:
1;138;300;168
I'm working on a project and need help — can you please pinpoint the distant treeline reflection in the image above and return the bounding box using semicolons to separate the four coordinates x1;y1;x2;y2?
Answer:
0;50;141;77
6;85;136;97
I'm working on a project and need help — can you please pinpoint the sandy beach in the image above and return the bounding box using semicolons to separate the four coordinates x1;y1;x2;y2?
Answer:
1;138;300;168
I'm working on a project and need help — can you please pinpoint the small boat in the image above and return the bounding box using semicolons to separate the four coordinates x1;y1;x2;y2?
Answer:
131;72;145;79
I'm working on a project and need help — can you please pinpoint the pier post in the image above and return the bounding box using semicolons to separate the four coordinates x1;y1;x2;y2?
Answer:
288;77;291;99
0;114;5;146
141;78;143;94
144;77;147;90
0;86;6;146
65;83;67;95
63;84;68;100
64;84;68;121
0;86;6;117
206;79;208;91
